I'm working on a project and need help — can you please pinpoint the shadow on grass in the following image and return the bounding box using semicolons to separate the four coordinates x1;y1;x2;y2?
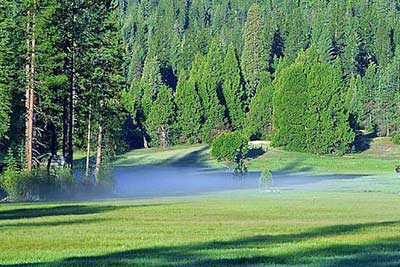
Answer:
0;218;105;228
0;205;117;220
3;220;400;267
114;146;210;168
246;148;266;159
0;203;175;220
274;159;314;174
168;146;209;167
353;132;376;153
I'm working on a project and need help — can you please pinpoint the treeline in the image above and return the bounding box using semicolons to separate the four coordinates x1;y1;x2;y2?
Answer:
0;0;124;181
2;0;400;179
121;0;400;154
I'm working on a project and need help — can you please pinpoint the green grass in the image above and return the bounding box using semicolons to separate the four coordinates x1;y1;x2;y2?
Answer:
2;136;400;266
110;137;400;174
249;137;400;174
1;191;400;266
113;144;217;167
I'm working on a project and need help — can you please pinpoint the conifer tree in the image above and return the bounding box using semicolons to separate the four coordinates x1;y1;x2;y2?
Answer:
305;61;354;154
245;72;274;140
241;3;267;98
146;85;176;147
175;71;202;144
222;43;245;130
84;1;125;180
273;48;354;154
347;75;367;131
141;55;162;119
362;64;379;131
375;49;400;136
272;60;308;151
0;1;16;140
341;17;360;79
198;40;227;141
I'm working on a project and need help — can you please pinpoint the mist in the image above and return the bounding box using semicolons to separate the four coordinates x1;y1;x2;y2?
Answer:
112;166;369;198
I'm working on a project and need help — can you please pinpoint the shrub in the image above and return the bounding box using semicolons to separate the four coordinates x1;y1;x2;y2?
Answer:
211;132;249;174
0;152;76;200
392;134;400;145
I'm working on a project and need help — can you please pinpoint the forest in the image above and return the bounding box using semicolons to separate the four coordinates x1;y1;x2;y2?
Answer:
1;0;400;195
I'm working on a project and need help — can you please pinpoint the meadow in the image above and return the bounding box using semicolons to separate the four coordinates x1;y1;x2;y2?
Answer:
1;191;400;266
1;137;400;266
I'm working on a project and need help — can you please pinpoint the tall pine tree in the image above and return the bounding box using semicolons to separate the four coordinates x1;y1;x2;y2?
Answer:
222;43;245;130
175;71;202;144
241;3;267;98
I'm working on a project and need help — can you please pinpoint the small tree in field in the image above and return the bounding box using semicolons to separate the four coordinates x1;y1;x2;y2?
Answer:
211;132;249;174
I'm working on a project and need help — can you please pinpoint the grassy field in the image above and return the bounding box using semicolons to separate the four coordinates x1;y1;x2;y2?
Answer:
2;137;400;266
1;191;400;266
112;137;400;174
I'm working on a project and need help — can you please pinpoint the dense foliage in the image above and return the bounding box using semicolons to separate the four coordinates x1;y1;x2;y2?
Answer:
2;0;400;198
211;132;249;173
120;0;400;153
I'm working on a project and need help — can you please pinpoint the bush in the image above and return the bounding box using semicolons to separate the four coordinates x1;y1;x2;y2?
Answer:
392;134;400;145
211;132;249;174
0;153;76;201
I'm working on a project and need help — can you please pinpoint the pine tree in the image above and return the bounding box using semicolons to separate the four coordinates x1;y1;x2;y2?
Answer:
305;61;354;154
272;60;308;151
341;16;360;79
245;72;274;140
197;40;227;141
241;3;267;98
273;48;354;154
222;43;245;130
375;48;400;136
347;75;367;131
141;55;162;119
0;1;15;140
310;2;334;62
362;64;379;131
83;1;125;180
146;85;176;147
283;7;309;63
174;71;202;144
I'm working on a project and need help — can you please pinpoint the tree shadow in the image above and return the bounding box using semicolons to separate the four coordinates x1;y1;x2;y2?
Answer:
274;159;313;174
114;146;210;168
246;148;266;159
3;220;400;266
0;203;173;220
0;218;105;229
353;132;376;153
167;146;209;167
0;205;117;220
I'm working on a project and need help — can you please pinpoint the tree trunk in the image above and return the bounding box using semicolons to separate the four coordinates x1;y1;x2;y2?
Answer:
95;124;103;182
62;97;68;159
143;135;149;149
65;2;78;169
25;8;35;173
85;109;92;179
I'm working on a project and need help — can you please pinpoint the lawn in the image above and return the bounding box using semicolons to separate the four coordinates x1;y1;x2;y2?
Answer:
2;137;400;266
111;136;400;174
1;191;400;266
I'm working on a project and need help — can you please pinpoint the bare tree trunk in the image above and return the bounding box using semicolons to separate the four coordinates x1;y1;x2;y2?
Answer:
95;124;103;182
62;97;68;159
85;109;92;179
25;15;31;171
143;135;149;149
67;38;76;169
25;8;35;173
65;2;78;169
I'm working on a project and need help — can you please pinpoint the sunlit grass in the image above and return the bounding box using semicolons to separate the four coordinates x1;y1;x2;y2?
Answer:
110;137;400;174
1;191;400;266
